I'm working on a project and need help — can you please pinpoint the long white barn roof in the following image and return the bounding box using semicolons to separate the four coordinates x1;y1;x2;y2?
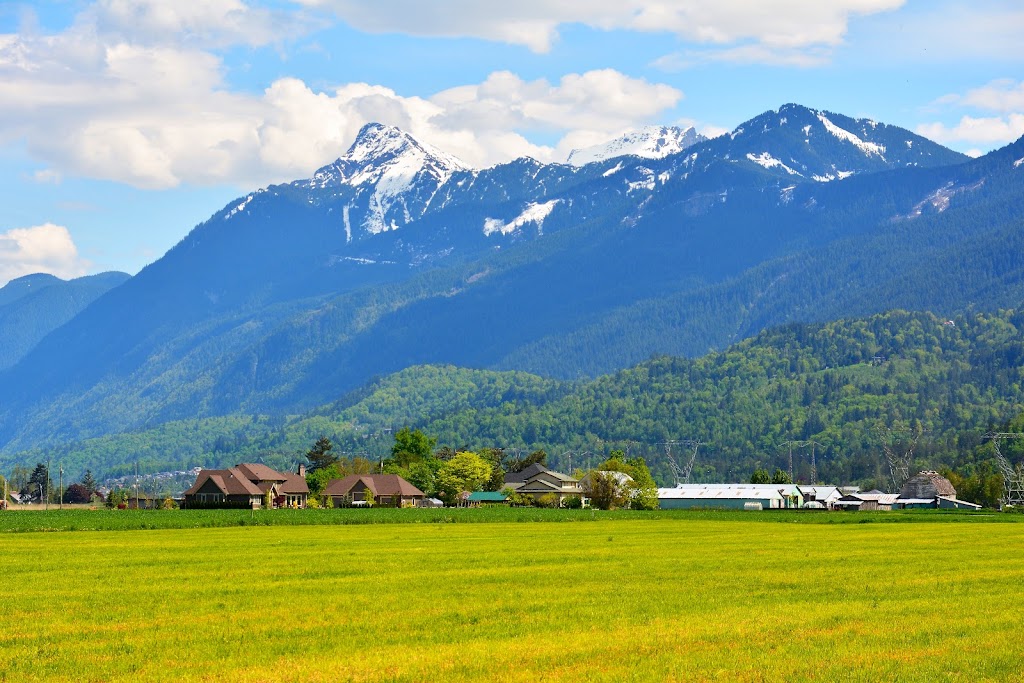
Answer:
657;485;796;500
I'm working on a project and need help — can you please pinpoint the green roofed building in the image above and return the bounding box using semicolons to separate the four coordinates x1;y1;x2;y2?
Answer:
466;491;509;506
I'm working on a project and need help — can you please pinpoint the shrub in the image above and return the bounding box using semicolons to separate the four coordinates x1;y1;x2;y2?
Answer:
535;493;559;508
562;495;583;509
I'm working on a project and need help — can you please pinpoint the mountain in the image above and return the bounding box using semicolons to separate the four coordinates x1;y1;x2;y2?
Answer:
3;103;1020;455
566;125;707;166
0;271;130;371
8;310;1023;499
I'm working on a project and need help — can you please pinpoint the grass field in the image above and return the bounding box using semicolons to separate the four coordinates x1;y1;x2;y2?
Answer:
0;506;1016;533
1;514;1023;682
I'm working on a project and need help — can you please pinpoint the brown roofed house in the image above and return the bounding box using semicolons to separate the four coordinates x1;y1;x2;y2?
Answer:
323;474;425;508
184;467;266;509
184;463;309;509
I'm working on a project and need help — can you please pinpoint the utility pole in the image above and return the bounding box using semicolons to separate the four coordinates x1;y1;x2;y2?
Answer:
59;464;63;510
45;459;50;511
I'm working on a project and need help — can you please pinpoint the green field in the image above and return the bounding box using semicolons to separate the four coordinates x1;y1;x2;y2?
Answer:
2;515;1023;682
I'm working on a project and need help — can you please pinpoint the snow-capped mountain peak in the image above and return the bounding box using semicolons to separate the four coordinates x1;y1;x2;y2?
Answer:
309;123;469;190
566;125;707;166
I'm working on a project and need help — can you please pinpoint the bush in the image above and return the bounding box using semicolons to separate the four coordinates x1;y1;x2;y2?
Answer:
534;493;559;508
562;495;583;509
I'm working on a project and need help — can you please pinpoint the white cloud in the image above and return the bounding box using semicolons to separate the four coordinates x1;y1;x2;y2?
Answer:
919;80;1024;149
917;115;1024;146
86;0;317;48
0;223;90;285
296;0;904;56
0;14;686;187
652;45;832;71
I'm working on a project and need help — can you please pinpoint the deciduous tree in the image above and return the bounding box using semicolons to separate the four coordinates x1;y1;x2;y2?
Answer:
435;451;491;504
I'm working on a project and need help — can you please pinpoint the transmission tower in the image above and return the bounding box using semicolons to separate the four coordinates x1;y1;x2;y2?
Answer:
985;432;1024;508
780;440;822;483
875;424;924;491
658;440;706;485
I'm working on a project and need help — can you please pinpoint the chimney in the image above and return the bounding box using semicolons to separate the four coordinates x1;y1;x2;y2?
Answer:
297;464;306;477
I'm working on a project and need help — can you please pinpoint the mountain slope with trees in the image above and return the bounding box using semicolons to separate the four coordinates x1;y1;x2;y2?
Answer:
0;105;1020;453
6;309;1023;503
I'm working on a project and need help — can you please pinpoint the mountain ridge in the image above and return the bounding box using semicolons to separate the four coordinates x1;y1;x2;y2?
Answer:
0;103;1016;455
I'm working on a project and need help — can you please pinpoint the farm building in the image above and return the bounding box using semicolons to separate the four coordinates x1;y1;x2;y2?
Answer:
798;486;844;509
835;473;983;511
465;491;509;506
658;484;803;510
896;471;981;510
836;491;900;510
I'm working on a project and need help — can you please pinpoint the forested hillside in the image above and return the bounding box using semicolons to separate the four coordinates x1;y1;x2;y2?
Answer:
3;108;1016;454
7;309;1022;496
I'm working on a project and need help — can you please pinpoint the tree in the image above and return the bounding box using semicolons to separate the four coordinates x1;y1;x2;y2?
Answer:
24;463;51;500
750;468;771;484
506;449;547;473
390;428;437;468
306;436;338;472
106;488;129;509
771;468;793;484
435;451;492;504
598;454;658;510
64;483;91;504
583;471;626;510
306;462;343;495
81;470;98;496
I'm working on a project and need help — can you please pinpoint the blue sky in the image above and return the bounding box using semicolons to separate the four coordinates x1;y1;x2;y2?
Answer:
1;0;1022;285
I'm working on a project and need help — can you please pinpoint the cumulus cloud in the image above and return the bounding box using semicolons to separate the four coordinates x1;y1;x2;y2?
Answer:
0;223;90;285
918;80;1024;149
0;14;685;187
296;0;904;56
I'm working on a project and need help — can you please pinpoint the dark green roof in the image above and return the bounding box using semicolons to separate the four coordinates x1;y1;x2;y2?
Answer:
467;491;508;502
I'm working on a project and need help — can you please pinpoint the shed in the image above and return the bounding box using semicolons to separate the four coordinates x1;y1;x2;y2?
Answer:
466;491;509;506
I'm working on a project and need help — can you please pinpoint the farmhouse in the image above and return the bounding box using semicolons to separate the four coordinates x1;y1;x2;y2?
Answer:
323;474;425;507
658;484;803;510
183;463;309;509
503;463;584;505
183;467;265;508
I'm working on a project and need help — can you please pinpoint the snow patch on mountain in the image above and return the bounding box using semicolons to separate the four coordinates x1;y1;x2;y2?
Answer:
1015;157;1024;168
225;194;254;220
747;152;803;176
812;170;856;182
817;114;886;157
567;126;705;166
602;161;625;177
483;200;560;236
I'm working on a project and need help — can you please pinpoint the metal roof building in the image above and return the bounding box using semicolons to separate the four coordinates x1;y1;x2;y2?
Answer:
657;484;803;510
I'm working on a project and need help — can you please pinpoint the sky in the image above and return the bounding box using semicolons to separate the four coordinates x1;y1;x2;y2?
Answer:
0;0;1022;286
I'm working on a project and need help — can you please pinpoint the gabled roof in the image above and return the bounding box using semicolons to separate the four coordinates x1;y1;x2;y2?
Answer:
184;468;263;496
323;474;424;497
279;472;309;495
236;463;288;483
504;463;549;484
